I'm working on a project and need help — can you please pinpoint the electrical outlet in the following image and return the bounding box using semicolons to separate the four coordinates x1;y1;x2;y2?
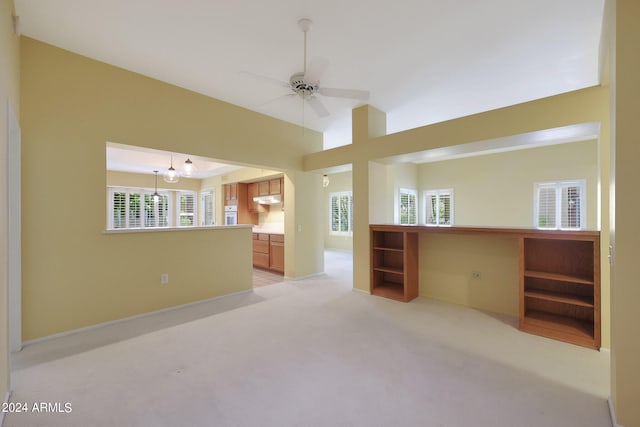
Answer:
471;271;482;280
161;273;169;285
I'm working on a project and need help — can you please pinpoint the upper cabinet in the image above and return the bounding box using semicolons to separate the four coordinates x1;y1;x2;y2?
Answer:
248;182;266;214
258;180;270;196
256;178;283;196
269;178;281;195
224;183;238;205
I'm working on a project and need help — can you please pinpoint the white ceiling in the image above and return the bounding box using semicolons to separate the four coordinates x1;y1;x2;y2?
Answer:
106;143;243;179
14;0;605;149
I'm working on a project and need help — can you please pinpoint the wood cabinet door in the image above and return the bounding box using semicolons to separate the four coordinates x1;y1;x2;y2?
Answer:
269;239;284;273
269;178;282;195
224;183;237;201
258;180;269;196
247;183;257;213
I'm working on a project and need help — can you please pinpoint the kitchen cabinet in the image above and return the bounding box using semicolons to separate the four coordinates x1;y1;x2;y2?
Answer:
224;183;237;204
252;233;270;269
236;183;258;225
269;178;282;195
256;177;282;197
253;233;284;274
247;183;266;214
269;234;285;273
258;181;270;196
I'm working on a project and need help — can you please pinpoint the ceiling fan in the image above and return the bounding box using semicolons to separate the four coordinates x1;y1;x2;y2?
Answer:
244;18;370;118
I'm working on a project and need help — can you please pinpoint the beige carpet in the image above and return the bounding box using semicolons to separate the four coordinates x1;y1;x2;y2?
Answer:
5;250;611;427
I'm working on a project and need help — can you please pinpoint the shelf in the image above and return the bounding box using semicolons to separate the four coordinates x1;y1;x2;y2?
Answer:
373;246;405;252
524;289;594;308
524;270;593;285
371;281;406;301
373;266;403;275
520;310;595;348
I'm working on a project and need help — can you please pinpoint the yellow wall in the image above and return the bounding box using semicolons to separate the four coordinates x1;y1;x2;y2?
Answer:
20;37;323;340
417;140;598;228
1;0;20;398
420;235;519;316
611;0;640;425
323;171;353;250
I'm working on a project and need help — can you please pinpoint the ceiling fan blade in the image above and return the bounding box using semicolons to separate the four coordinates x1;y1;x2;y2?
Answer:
318;87;370;101
306;96;330;118
254;93;297;110
304;57;329;83
238;71;290;89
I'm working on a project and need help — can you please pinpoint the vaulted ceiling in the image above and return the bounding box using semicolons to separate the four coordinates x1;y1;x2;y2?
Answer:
14;0;605;149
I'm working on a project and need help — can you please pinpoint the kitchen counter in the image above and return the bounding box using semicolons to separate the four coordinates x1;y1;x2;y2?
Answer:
252;226;284;235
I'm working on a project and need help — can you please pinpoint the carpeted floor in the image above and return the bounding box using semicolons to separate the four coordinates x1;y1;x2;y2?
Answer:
4;250;611;427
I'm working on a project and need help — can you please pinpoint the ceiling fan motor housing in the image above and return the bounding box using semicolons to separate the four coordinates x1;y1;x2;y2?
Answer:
290;72;318;98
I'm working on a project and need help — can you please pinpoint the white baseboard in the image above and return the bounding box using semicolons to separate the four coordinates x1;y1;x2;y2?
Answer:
351;288;370;295
608;396;622;427
22;289;254;347
1;391;11;426
286;272;327;281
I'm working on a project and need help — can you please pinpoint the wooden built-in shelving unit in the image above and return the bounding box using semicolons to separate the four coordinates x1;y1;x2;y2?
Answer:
369;224;601;349
370;227;418;302
520;236;600;349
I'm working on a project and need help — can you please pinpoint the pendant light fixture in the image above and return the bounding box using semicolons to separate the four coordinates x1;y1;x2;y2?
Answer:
152;170;160;202
163;155;180;183
184;157;197;177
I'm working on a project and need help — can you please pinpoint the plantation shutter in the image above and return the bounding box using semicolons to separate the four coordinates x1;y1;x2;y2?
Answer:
129;193;142;228
426;192;437;225
560;184;581;229
537;185;557;229
439;191;452;225
399;189;417;225
179;192;196;226
329;191;353;234
200;190;214;226
158;194;169;227
112;191;127;229
144;194;156;227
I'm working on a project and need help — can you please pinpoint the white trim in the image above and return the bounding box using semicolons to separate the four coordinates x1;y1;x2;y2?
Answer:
22;289;254;347
1;391;12;426
286;272;327;281
102;224;253;234
328;191;353;236
608;396;622;427
352;288;371;295
7;101;22;352
533;179;586;230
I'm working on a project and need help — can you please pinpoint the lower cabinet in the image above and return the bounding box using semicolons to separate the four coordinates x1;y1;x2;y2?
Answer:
253;233;284;274
269;234;284;273
252;234;269;269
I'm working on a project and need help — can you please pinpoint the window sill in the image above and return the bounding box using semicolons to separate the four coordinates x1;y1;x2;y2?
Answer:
102;225;253;235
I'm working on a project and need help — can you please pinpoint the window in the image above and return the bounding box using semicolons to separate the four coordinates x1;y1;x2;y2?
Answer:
200;190;215;226
399;188;417;225
330;191;353;235
534;180;585;230
424;189;453;226
109;188;170;229
177;191;196;227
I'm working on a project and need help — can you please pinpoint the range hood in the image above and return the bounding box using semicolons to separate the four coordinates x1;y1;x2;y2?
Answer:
253;194;282;205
